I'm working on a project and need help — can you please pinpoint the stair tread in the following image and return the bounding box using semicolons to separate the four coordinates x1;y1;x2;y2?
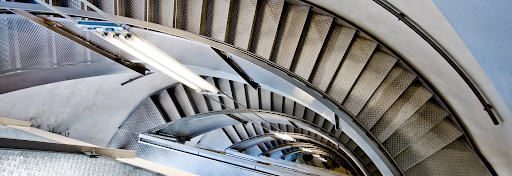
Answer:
250;0;285;59
228;0;258;50
152;1;175;27
283;98;295;116
205;0;231;41
271;93;284;112
155;90;182;121
205;77;223;111
358;67;416;129
311;26;356;91
394;119;462;170
184;86;209;114
272;5;309;69
176;0;204;34
327;38;377;102
173;84;196;117
293;14;333;79
403;139;489;176
343;51;397;115
372;85;433;142
383;102;448;156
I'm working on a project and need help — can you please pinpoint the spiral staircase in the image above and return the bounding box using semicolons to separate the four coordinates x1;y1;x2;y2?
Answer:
0;0;498;175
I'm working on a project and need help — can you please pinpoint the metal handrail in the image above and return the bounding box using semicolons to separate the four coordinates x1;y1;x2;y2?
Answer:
372;0;499;126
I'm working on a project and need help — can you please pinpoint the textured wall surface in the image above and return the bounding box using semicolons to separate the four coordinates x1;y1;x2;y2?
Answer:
0;149;160;176
431;0;512;110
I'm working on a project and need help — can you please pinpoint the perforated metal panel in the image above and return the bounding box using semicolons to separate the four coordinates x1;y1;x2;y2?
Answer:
271;5;309;69
394;119;462;170
293;14;333;79
311;26;356;91
403;139;489;176
372;85;433;142
250;0;285;59
343;51;396;115
176;0;204;34
0;149;160;176
283;98;295;115
271;93;283;112
383;102;448;156
358;67;416;129
0;18;110;75
260;89;272;111
96;0;115;15
202;0;230;41
153;0;175;27
124;0;145;20
206;77;223;111
327;37;377;102
227;0;258;50
119;97;167;134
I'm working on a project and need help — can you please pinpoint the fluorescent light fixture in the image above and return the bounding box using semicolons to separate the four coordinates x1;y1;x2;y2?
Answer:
312;154;327;162
99;32;219;94
273;132;296;141
301;148;312;152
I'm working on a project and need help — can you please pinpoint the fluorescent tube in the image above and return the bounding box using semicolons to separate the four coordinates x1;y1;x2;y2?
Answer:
100;32;219;94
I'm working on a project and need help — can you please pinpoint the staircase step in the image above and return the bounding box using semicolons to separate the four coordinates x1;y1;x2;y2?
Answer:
176;0;204;34
223;126;242;143
304;109;316;122
313;114;325;127
394;119;462;170
383;102;448;156
246;85;260;109
153;90;182;121
271;93;284;112
204;0;231;41
205;77;223;111
227;0;258;50
311;25;356;91
260;89;272;111
372;85;433;142
357;67;416;129
232;81;248;108
184;86;209;114
294;103;306;118
283;98;295;115
292;14;333;79
152;1;175;27
403;139;489;176
327;38;377;102
217;79;236;109
272;5;310;69
250;0;285;59
343;51;397;115
171;84;196;117
123;0;145;20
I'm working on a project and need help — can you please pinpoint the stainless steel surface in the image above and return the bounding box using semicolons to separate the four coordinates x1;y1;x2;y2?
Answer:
139;134;310;176
311;25;356;91
228;0;257;50
0;126;55;143
172;84;196;117
184;86;209;113
272;5;309;69
196;129;234;151
250;0;284;59
0;137;136;158
260;89;272;111
152;0;174;27
148;109;368;175
271;93;283;112
119;97;166;134
358;67;415;129
124;0;145;20
327;37;377;101
206;77;223;111
394;119;462;170
293;14;332;79
0;62;131;94
176;0;203;34
206;0;230;41
342;51;396;115
403;139;489;175
154;90;182;121
228;132;331;151
383;102;448;156
0;149;159;176
372;85;433;142
283;98;295;115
